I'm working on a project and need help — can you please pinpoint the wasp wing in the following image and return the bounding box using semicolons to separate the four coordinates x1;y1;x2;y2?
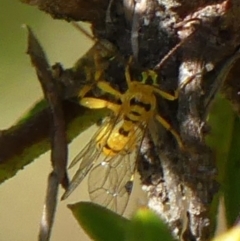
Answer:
62;115;118;200
88;122;144;214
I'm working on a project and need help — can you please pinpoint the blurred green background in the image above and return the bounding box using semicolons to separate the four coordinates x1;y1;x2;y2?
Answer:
0;1;145;240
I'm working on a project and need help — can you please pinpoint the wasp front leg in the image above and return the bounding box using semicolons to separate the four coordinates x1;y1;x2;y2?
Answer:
78;40;115;100
80;78;122;111
154;74;198;101
154;88;179;101
97;81;122;99
125;61;132;88
80;97;121;114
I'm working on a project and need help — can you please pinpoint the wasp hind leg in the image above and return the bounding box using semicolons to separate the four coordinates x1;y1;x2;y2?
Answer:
154;74;197;149
155;114;184;149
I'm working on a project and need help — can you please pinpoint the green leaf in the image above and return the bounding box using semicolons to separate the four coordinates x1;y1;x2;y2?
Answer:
206;95;235;185
206;95;240;226
68;202;129;241
224;115;240;225
126;208;174;241
206;95;235;231
69;202;175;241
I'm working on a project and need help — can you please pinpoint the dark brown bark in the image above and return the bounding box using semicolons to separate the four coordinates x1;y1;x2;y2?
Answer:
22;0;110;29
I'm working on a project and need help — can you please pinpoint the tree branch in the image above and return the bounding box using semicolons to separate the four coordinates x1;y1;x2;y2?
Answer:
20;0;109;29
0;36;113;183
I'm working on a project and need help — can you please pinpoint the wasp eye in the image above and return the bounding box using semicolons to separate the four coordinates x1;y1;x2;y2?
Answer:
130;97;138;106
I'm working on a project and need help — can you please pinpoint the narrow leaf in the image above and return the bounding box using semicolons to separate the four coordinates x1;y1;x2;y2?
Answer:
224;115;240;225
68;202;129;241
126;208;174;241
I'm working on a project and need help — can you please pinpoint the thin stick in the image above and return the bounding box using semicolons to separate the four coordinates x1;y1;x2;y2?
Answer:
154;18;201;71
72;22;95;42
26;26;69;241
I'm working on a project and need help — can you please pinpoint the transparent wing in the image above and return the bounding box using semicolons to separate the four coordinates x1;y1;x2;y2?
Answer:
62;115;118;200
88;124;144;215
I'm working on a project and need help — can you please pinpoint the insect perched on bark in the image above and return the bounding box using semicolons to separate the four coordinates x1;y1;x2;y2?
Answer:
62;54;184;214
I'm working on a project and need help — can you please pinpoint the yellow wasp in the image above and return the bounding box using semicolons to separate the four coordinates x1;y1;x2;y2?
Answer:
62;56;184;214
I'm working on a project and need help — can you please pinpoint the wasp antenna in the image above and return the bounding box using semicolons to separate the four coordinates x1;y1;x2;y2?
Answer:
153;40;185;71
71;22;124;64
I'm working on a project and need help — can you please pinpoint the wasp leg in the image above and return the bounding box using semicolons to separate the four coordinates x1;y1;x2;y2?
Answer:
154;74;198;101
125;58;133;88
79;85;93;99
155;114;184;149
79;80;122;111
80;97;120;114
97;81;122;98
153;75;197;148
78;58;105;99
94;69;103;82
154;88;179;101
179;73;200;89
78;40;113;99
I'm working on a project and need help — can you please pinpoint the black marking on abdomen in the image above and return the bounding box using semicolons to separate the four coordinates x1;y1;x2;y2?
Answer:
119;127;129;137
130;110;141;116
104;143;119;154
123;115;138;124
130;97;151;112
